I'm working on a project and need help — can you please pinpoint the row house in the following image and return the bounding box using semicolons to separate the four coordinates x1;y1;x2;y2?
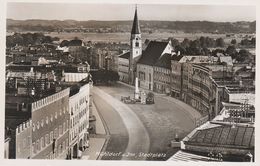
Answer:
118;51;130;83
153;53;172;94
68;82;90;159
137;40;174;91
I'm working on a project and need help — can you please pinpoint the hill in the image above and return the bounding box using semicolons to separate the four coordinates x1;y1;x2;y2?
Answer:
6;19;256;34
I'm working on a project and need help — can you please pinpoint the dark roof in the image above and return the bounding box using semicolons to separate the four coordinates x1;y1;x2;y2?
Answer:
68;40;83;47
186;123;254;149
137;41;168;65
171;55;183;61
131;8;141;34
154;53;172;69
118;51;130;59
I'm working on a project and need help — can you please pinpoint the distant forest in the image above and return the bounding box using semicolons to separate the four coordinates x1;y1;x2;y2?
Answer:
7;19;256;34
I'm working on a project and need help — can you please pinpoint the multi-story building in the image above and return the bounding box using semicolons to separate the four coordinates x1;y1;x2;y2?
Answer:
137;40;173;91
186;64;213;117
6;88;71;159
118;51;130;83
170;55;183;98
153;53;172;94
68;82;90;159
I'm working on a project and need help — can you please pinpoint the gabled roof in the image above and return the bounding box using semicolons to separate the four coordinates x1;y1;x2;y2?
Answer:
137;41;168;66
171;55;183;62
118;51;130;59
154;53;172;69
131;8;141;34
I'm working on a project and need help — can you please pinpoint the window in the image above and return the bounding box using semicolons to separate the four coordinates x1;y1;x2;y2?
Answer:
46;117;49;124
63;122;66;133
50;131;53;143
54;128;58;138
23;138;27;148
59;125;63;135
32;123;35;131
37;121;40;129
41;137;45;148
45;134;49;145
41;119;44;127
32;143;36;154
50;115;53;122
135;42;139;47
37;140;40;151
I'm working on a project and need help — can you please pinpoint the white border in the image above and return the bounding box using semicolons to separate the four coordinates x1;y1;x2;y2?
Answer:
0;0;259;166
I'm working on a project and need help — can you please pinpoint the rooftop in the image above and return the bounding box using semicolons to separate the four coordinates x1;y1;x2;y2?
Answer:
118;51;130;59
185;122;254;149
154;53;172;69
138;41;168;66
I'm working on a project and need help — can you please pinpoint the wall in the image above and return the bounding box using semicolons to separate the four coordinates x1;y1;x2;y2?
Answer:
69;83;90;157
137;64;154;91
153;66;171;94
118;57;129;83
171;61;182;98
64;73;89;82
16;120;32;159
31;88;70;159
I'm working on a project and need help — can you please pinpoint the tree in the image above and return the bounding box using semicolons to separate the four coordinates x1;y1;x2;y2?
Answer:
236;49;250;62
181;38;190;49
225;45;237;59
170;38;180;47
216;38;225;47
231;39;237;45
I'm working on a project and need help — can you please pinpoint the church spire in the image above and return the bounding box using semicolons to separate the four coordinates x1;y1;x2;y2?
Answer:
131;5;141;34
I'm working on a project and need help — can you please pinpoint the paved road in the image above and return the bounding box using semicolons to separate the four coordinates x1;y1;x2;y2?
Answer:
92;87;150;160
98;82;202;160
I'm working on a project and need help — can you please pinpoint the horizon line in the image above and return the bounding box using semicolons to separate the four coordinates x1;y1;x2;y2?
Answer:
6;18;256;23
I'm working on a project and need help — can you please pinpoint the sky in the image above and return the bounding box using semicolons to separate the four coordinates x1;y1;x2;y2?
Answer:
7;3;256;22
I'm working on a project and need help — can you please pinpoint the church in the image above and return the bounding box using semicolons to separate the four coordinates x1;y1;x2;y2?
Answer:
118;6;175;91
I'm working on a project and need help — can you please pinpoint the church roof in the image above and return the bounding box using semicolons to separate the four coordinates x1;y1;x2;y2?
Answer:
131;8;141;34
154;53;172;69
137;41;168;66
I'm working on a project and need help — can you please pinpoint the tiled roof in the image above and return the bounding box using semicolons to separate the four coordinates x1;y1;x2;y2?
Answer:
118;51;130;59
186;123;254;148
154;53;172;69
137;41;168;66
168;150;216;162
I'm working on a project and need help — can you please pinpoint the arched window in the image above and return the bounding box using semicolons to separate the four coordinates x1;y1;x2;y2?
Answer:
135;42;139;47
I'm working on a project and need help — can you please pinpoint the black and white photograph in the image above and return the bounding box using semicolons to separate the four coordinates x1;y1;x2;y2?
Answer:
1;0;258;164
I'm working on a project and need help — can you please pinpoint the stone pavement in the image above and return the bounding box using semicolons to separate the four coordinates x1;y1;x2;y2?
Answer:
81;102;107;160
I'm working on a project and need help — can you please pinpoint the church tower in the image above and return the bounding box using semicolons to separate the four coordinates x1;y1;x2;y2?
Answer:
129;5;142;85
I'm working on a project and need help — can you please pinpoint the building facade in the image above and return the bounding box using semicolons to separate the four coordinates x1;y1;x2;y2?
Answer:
118;52;130;83
30;88;70;159
69;83;90;159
